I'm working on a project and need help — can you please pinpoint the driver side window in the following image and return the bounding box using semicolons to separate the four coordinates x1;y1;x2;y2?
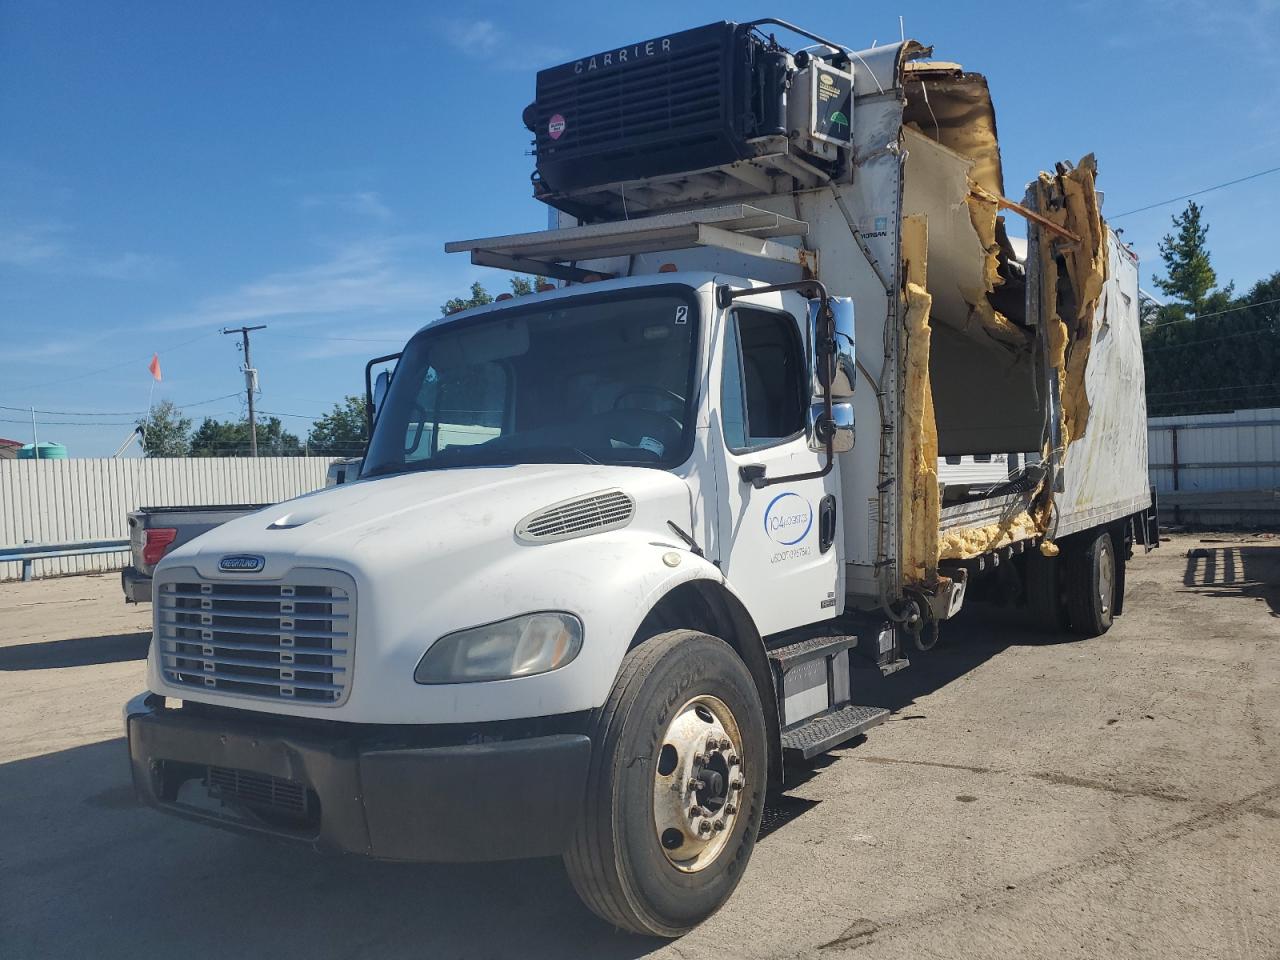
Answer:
721;308;806;451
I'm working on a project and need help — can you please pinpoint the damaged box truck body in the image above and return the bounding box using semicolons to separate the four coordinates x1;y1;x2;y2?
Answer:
524;36;1155;625
126;21;1157;938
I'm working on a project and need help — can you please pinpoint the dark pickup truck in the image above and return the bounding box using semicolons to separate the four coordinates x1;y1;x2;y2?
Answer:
122;504;267;603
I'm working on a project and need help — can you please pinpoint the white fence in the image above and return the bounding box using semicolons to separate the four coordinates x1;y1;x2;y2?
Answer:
1148;407;1280;527
1;457;336;581
1147;407;1280;494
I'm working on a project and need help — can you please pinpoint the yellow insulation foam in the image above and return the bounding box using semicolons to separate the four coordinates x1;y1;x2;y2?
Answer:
965;190;1003;296
1033;155;1108;447
899;215;940;586
938;510;1041;560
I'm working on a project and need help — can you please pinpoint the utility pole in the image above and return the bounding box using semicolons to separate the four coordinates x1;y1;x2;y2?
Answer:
221;324;267;456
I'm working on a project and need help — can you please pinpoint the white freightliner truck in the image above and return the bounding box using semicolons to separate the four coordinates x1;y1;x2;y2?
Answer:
126;20;1158;936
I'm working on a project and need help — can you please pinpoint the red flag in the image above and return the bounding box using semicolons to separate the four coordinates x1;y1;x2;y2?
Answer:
148;353;162;382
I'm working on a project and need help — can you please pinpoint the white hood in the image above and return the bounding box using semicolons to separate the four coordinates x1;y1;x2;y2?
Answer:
168;463;693;581
150;463;705;724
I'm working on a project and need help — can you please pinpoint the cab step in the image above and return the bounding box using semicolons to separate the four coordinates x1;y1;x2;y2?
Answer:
781;703;890;761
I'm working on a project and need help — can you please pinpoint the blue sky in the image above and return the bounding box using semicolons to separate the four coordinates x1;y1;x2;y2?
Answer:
2;0;1278;456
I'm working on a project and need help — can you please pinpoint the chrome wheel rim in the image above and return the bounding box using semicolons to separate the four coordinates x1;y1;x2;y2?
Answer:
1098;544;1113;615
651;694;744;873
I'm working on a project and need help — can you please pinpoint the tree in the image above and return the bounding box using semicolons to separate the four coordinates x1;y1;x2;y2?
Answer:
508;275;547;297
137;399;191;457
441;281;493;316
440;276;545;316
1143;271;1280;417
190;416;302;457
307;395;368;456
1152;201;1226;315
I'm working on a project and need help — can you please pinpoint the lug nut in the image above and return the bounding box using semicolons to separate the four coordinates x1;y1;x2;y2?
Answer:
713;820;726;832
693;753;707;766
719;738;731;750
687;778;700;791
725;802;737;815
689;805;705;818
698;821;713;836
706;736;719;752
728;754;739;765
730;777;745;791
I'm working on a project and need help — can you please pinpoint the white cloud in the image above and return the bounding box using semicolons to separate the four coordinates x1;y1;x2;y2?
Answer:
83;251;168;281
441;17;566;69
300;190;393;222
0;220;167;280
153;234;467;333
0;222;68;267
446;19;503;57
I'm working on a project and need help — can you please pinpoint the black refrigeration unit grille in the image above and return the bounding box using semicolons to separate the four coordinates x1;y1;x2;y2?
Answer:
527;21;788;200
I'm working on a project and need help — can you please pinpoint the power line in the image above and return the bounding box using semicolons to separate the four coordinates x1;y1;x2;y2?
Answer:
0;416;138;426
1110;164;1280;219
257;409;324;420
288;333;409;344
0;330;219;395
1146;379;1280;398
1143;296;1280;330
1142;328;1279;355
1148;396;1280;415
0;392;243;417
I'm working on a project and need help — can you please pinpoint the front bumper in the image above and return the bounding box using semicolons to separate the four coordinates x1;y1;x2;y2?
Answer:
125;694;592;862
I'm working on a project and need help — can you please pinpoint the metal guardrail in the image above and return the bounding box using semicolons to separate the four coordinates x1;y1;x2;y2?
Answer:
0;538;130;582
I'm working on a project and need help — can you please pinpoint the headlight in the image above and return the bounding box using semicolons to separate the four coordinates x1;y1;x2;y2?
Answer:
414;612;583;684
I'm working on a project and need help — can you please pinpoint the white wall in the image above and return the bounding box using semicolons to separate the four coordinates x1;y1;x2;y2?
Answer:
1;457;336;581
1148;407;1280;494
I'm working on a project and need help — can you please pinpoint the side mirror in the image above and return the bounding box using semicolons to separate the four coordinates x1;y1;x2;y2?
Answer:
364;351;402;438
372;369;392;413
809;402;855;454
809;297;856;400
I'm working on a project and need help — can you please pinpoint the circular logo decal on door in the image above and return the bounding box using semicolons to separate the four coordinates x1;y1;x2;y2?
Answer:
764;492;813;546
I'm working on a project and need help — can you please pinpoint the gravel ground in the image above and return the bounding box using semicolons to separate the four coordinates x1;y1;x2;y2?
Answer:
1;532;1277;959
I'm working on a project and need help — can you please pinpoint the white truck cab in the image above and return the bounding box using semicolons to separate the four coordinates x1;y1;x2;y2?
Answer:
127;19;1155;937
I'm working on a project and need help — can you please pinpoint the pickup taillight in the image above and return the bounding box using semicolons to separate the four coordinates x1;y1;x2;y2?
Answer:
142;527;178;565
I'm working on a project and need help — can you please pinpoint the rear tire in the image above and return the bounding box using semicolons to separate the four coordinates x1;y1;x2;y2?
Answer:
564;630;767;937
1064;531;1116;637
1025;548;1070;632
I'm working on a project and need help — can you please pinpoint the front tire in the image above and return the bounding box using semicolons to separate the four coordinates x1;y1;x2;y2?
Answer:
565;630;767;937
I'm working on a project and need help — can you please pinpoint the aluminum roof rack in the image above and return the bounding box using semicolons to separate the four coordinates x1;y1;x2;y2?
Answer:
445;203;811;283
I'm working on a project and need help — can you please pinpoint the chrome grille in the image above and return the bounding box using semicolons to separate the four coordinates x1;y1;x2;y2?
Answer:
156;568;355;705
516;489;635;543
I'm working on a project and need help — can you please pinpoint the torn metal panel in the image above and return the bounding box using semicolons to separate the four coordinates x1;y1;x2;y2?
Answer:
900;128;1032;354
1031;156;1108;449
847;40;930;98
902;62;1004;197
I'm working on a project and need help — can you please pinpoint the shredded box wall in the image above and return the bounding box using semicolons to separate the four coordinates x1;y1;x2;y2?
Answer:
0;457;337;581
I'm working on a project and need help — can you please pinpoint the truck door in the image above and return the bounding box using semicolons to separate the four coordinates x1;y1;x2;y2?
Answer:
713;293;844;636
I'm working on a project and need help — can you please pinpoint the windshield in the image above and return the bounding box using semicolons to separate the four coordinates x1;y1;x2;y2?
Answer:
363;287;699;477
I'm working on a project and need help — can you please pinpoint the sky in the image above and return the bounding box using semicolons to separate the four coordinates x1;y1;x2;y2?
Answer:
2;0;1278;456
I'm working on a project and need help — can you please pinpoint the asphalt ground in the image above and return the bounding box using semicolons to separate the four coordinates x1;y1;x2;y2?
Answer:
2;532;1277;959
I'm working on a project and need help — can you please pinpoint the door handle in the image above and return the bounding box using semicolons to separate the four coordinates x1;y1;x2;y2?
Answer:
819;495;837;553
